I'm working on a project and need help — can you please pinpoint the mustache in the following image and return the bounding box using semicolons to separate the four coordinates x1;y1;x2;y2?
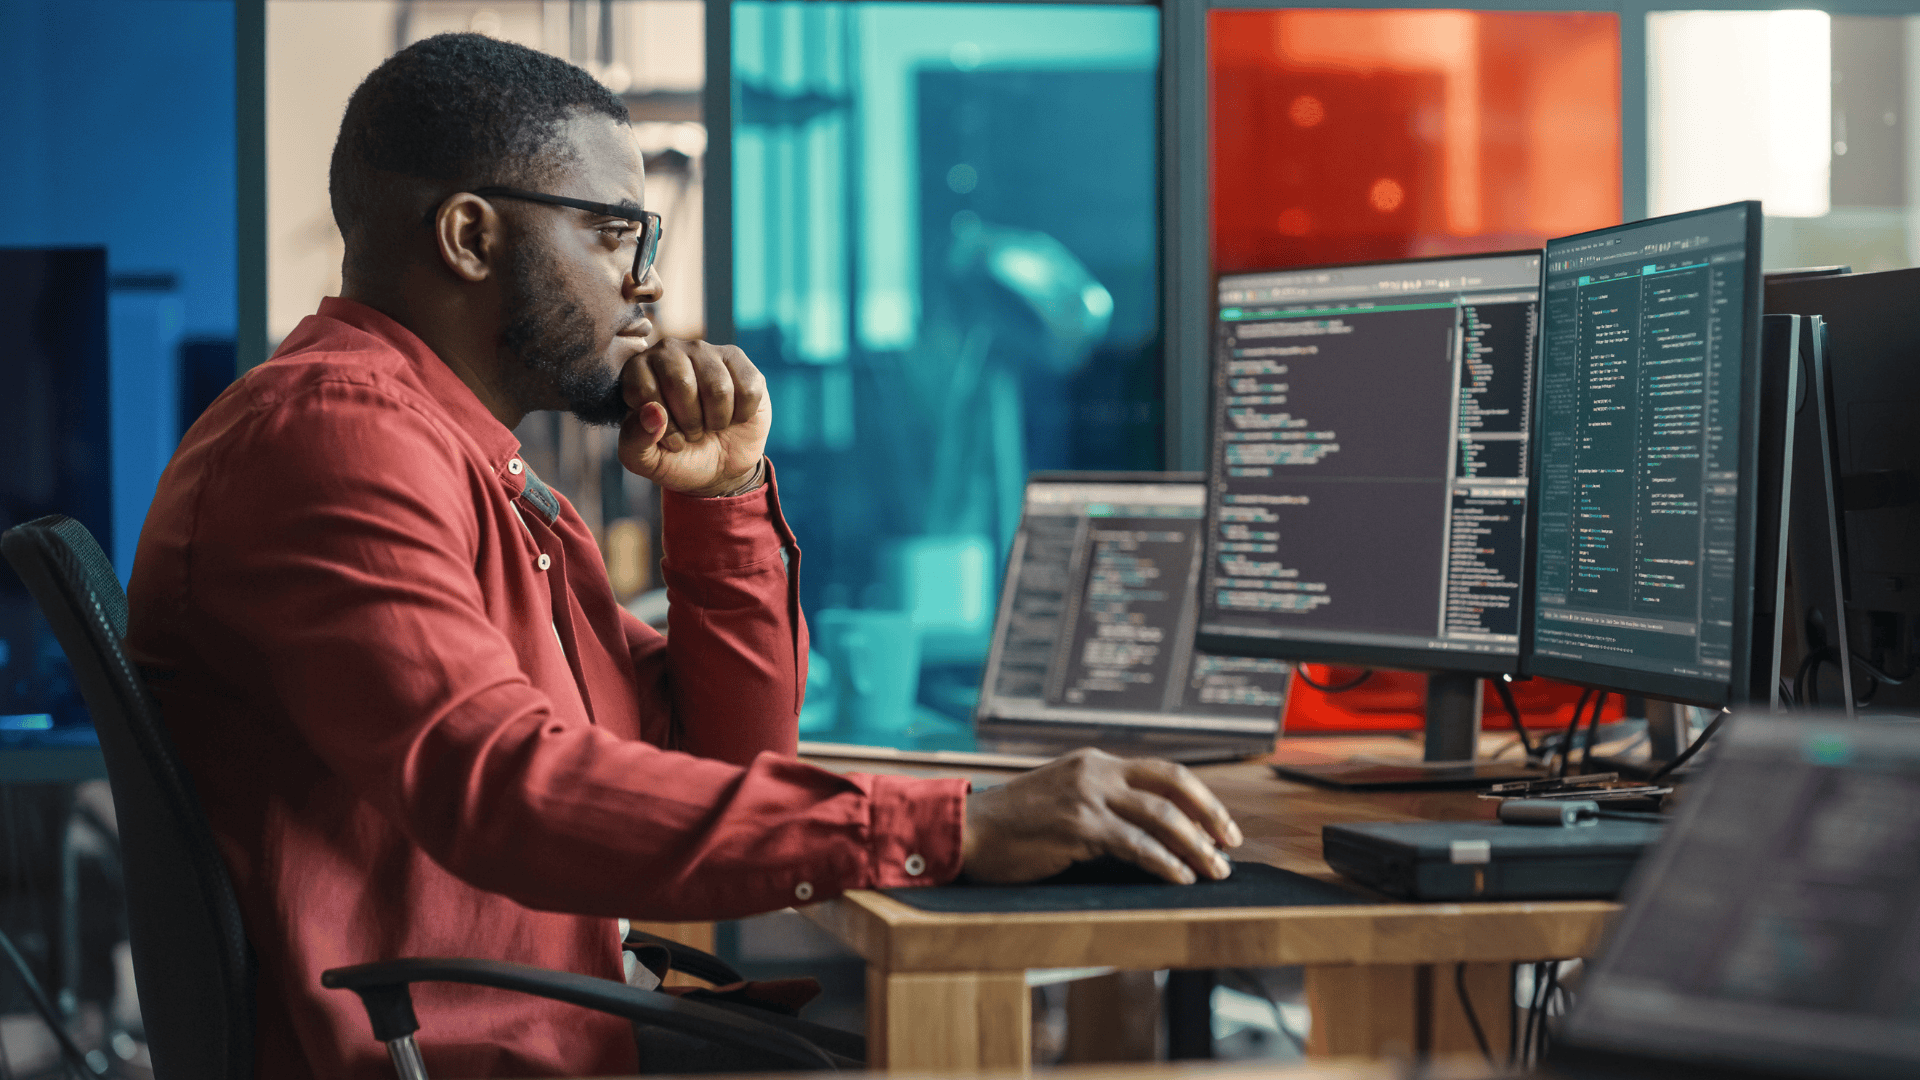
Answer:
619;306;654;335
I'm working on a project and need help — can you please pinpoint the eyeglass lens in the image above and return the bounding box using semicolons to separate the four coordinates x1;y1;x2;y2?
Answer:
635;218;662;283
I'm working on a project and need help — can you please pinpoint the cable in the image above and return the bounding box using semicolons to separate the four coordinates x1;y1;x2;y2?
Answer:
1294;665;1373;693
0;926;102;1078
1453;963;1494;1065
1648;711;1728;783
1507;963;1521;1069
1578;692;1608;776
1555;690;1594;779
1492;679;1534;758
1851;651;1907;687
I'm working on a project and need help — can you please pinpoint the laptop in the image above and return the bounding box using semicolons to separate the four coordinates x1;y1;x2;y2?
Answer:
803;473;1289;769
961;472;1290;763
1547;714;1920;1079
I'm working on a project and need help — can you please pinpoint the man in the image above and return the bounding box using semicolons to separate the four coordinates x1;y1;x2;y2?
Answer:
128;33;1242;1079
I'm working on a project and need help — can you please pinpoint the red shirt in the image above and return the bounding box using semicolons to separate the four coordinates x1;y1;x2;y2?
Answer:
127;298;968;1079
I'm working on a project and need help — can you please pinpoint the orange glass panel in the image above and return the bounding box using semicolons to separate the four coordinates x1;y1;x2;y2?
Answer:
1212;10;1622;272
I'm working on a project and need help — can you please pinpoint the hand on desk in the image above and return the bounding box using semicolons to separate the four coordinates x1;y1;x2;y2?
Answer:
960;748;1244;885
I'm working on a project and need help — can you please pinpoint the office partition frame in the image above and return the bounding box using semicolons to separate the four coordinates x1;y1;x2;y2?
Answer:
696;0;1920;476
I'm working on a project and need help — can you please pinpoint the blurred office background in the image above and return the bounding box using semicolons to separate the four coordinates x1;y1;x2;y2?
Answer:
5;0;1920;1073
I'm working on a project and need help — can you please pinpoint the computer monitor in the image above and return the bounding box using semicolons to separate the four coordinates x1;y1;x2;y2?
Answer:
1196;251;1543;774
1768;266;1920;712
0;248;112;776
1523;201;1767;709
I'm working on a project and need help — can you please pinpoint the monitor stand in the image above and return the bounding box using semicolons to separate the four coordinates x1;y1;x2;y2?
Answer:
1586;697;1691;780
1270;672;1545;790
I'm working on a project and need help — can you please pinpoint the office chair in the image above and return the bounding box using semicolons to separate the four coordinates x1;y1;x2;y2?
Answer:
2;514;837;1079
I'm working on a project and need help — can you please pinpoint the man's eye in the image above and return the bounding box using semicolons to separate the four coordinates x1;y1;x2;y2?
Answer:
602;225;638;242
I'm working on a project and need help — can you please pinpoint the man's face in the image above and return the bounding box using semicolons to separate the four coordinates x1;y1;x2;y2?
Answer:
494;114;658;425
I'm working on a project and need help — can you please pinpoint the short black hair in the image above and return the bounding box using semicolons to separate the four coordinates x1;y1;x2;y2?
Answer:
329;33;628;247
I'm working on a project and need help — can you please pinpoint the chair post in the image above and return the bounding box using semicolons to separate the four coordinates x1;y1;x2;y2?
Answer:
385;1034;429;1080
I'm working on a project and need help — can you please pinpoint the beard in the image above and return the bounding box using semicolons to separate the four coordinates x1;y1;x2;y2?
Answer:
497;240;629;426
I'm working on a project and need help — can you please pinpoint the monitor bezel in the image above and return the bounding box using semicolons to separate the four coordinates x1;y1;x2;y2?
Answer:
1196;248;1546;678
1519;201;1766;708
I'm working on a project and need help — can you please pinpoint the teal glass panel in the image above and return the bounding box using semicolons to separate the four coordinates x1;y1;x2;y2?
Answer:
732;2;1161;746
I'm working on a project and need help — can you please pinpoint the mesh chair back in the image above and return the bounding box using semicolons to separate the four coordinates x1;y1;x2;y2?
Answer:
1;515;255;1080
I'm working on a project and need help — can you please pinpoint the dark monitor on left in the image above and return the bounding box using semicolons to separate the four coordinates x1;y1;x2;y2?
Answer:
0;247;111;755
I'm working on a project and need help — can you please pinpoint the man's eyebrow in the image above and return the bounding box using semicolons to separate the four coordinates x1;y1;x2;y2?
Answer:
604;200;646;219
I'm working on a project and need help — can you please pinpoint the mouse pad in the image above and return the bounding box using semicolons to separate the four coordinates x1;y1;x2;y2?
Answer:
881;859;1366;913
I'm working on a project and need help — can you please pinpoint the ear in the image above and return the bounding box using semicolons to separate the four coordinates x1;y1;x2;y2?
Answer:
431;193;499;283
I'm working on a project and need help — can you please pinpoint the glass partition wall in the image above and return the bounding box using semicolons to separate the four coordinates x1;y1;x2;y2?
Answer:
719;2;1165;743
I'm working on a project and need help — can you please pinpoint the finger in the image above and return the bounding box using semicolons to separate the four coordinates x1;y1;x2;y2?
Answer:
647;341;705;439
1124;758;1244;848
1110;788;1231;881
1099;816;1198;885
719;346;767;427
688;343;734;436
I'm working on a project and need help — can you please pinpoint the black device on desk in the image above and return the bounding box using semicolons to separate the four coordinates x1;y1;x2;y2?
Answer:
1197;250;1547;788
1323;808;1662;901
1549;714;1920;1079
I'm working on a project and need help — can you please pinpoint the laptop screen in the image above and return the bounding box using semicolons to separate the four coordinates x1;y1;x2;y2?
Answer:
1564;716;1920;1078
975;476;1289;736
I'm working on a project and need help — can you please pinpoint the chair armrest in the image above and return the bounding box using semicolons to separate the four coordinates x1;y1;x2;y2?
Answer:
622;927;744;986
321;958;835;1070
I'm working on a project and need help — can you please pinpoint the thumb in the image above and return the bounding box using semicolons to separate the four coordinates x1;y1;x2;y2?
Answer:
619;402;670;475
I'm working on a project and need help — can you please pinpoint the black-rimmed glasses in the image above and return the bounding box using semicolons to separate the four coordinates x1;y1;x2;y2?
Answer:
473;185;663;284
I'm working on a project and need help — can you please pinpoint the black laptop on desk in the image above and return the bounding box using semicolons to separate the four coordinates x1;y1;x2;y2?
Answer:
1543;714;1920;1079
968;472;1293;763
806;474;1292;768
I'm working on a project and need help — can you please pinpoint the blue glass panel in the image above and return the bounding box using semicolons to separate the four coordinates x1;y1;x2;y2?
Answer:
733;2;1161;745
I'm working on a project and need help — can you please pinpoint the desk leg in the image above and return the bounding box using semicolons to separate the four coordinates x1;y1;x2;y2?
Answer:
1304;963;1510;1060
867;968;1030;1072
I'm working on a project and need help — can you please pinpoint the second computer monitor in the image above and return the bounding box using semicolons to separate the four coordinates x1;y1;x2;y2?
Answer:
1524;201;1765;707
1196;251;1543;675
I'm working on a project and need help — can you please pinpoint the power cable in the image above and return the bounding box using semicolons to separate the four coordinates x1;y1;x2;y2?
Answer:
1492;679;1533;758
1647;712;1728;783
1453;963;1493;1066
1554;690;1594;779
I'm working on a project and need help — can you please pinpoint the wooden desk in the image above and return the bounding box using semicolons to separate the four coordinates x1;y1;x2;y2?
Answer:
801;752;1617;1073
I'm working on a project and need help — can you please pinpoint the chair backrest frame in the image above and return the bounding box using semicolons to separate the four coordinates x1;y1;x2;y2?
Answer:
2;515;256;1080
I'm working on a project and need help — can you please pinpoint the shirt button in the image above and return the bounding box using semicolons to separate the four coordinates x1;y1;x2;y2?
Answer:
536;553;551;571
904;854;927;876
507;458;524;475
794;882;814;902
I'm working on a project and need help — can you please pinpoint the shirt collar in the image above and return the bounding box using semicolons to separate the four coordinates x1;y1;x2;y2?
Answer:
314;296;524;475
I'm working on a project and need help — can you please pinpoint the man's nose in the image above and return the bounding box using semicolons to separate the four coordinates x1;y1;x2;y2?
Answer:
624;265;664;304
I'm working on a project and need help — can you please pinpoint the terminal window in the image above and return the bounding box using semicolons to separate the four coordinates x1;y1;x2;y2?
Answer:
1531;204;1751;683
984;482;1291;729
1199;254;1541;662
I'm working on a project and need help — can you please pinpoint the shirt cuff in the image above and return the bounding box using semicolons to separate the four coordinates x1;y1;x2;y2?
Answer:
659;459;796;572
861;773;970;887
